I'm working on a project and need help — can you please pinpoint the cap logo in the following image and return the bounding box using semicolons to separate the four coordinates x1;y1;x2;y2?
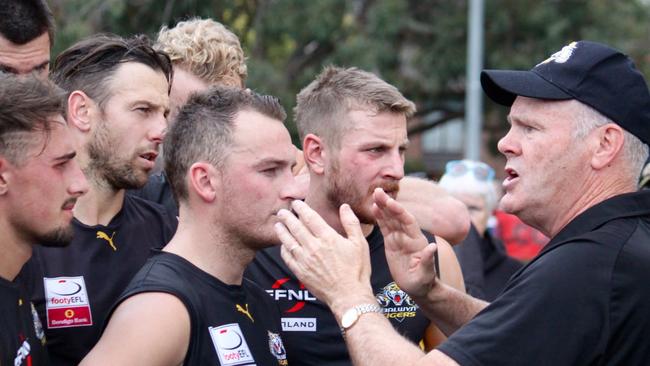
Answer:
537;41;577;66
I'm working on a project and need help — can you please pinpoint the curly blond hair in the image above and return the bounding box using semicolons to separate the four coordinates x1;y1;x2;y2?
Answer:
156;18;247;87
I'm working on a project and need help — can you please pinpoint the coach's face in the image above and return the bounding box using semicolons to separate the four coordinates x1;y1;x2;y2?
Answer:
325;109;407;224
87;62;169;190
3;118;88;247
219;110;301;248
498;97;590;234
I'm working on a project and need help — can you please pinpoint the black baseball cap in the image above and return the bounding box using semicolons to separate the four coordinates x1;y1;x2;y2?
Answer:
481;41;650;145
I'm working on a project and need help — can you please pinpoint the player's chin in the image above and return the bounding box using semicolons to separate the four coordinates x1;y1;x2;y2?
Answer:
127;168;151;188
255;233;281;249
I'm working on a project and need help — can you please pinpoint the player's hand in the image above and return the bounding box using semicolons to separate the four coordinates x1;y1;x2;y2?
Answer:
372;188;438;299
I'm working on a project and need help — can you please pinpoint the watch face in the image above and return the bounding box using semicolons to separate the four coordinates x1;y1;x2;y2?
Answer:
341;308;358;329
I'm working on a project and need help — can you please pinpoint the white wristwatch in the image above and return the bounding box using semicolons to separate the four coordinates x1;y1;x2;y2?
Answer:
340;303;382;336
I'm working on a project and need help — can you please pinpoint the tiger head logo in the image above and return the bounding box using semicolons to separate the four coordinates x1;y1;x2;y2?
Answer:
375;282;415;307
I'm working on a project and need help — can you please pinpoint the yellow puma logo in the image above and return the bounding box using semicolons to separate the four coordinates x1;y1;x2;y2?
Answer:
96;231;117;251
236;303;254;322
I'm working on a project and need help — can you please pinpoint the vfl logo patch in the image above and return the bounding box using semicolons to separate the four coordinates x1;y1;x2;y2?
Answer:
209;323;255;366
44;276;93;328
375;282;418;323
96;231;117;251
267;331;288;365
537;41;578;66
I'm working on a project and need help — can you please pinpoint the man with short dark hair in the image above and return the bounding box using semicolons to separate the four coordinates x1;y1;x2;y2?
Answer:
82;86;299;365
273;41;650;365
0;0;54;78
130;17;249;213
0;73;88;366
21;34;176;365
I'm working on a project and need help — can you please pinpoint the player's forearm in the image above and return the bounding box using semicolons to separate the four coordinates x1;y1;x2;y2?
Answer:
397;177;470;244
414;281;489;336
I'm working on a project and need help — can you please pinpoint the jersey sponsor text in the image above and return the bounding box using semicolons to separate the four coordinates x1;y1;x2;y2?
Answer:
43;276;93;328
281;317;317;332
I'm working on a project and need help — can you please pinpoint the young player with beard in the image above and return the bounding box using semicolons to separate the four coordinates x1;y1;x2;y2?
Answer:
19;34;176;365
0;74;88;366
245;66;465;365
82;86;300;365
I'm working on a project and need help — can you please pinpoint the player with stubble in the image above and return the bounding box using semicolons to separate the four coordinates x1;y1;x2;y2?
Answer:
245;66;466;364
82;86;300;365
20;34;176;365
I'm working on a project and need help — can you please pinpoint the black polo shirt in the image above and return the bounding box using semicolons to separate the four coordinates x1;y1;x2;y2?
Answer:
438;190;650;365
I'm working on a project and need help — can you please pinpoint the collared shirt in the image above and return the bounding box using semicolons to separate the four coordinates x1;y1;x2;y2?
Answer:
439;190;650;366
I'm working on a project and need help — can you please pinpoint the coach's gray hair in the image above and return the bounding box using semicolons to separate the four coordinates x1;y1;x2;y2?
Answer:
573;100;648;179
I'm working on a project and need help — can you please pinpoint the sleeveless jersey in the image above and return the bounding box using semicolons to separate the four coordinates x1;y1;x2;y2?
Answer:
114;251;289;365
21;195;176;365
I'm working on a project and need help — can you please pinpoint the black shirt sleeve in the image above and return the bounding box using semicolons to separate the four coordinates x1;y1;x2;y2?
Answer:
438;240;614;366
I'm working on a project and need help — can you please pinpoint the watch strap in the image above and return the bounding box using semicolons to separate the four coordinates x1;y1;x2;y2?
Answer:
340;303;382;336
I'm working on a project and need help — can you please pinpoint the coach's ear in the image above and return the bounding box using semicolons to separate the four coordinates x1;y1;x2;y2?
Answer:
590;123;625;170
188;162;220;203
303;133;327;176
0;158;9;195
67;91;94;133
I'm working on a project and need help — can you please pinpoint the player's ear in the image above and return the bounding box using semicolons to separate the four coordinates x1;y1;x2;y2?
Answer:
303;133;327;176
0;157;11;195
67;91;95;133
188;162;220;203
